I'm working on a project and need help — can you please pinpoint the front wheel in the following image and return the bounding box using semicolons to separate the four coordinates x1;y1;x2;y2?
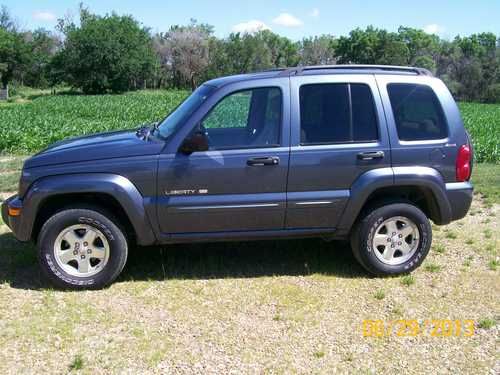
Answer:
350;203;432;275
38;208;128;289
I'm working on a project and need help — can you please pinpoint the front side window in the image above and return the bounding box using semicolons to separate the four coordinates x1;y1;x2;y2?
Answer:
201;87;282;150
387;83;448;141
300;83;378;145
158;84;215;139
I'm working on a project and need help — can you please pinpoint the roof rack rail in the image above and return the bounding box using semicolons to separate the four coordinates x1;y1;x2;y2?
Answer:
277;64;433;77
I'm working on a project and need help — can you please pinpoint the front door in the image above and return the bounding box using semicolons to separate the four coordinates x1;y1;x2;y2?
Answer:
157;81;290;234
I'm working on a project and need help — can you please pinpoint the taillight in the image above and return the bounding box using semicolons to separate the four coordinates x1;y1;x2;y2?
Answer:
456;144;471;182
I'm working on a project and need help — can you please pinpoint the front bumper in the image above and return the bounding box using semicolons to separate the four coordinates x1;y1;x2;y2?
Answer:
445;181;473;221
1;195;26;241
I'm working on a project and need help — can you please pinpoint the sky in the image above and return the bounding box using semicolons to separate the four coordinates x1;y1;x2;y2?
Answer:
2;0;499;40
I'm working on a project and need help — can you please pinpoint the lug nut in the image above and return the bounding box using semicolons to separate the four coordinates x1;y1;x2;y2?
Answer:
83;242;88;246
81;255;85;259
399;234;403;238
73;250;78;255
398;242;402;245
392;232;396;236
87;249;92;254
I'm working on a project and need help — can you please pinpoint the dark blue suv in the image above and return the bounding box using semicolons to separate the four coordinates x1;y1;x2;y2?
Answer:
2;65;474;289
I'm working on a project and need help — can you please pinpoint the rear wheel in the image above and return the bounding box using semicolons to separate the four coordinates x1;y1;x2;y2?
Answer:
38;208;128;289
350;203;432;275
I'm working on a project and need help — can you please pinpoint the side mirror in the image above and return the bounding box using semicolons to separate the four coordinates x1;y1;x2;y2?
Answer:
179;130;209;155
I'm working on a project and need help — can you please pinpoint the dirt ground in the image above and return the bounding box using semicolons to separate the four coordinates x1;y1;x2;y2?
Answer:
0;191;498;374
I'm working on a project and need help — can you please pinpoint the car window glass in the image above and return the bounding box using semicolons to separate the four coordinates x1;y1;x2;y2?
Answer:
387;83;448;141
203;91;251;129
158;84;214;139
201;87;282;150
300;83;378;145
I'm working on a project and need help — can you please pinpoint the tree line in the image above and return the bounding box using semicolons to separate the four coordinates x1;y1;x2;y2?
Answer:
1;5;499;102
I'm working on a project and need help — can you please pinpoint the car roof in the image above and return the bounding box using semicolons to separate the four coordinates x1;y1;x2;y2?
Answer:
204;65;433;88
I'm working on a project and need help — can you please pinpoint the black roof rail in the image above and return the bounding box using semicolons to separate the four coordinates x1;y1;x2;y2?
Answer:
276;64;433;77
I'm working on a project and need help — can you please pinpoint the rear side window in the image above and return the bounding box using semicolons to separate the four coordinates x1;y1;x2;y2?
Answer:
387;83;448;141
300;83;378;145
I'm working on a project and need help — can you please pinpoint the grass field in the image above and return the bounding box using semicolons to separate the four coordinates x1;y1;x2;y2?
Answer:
0;90;498;162
0;90;189;154
0;157;498;373
0;90;498;372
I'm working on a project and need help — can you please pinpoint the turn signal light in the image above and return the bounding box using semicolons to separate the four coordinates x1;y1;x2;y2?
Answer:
8;207;21;217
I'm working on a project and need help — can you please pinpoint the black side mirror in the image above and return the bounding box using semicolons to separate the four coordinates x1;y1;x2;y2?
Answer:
179;130;209;155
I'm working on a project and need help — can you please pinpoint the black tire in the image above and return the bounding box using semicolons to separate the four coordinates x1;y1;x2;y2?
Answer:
38;208;128;290
350;203;432;276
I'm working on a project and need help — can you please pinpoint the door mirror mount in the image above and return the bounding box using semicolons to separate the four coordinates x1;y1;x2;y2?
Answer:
179;130;209;155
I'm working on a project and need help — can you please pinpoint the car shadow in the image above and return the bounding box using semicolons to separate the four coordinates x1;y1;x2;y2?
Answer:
0;231;367;290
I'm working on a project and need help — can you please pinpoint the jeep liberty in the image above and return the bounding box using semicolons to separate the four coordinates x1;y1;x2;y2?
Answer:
2;65;474;289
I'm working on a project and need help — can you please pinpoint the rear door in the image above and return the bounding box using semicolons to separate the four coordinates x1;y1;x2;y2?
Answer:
375;75;458;182
157;78;291;234
286;74;391;229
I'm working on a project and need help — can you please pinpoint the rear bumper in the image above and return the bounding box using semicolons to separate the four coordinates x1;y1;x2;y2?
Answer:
1;195;28;241
445;182;473;221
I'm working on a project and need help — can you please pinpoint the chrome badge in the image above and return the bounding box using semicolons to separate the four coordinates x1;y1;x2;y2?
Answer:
165;189;208;196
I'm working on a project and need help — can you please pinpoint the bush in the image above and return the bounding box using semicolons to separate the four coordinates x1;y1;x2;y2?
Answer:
484;84;500;103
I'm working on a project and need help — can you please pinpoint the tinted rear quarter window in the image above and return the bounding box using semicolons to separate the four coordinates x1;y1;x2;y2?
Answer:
300;83;378;145
387;83;448;141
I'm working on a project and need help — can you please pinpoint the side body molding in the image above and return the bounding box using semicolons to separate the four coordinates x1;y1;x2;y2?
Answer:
336;166;452;236
18;173;156;245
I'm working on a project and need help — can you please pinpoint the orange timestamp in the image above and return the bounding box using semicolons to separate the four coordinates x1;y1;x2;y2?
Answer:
362;319;475;337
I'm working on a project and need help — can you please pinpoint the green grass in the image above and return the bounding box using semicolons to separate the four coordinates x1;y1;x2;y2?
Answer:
459;102;500;163
68;354;84;371
444;230;457;239
424;263;441;273
477;318;496;329
374;290;385;300
313;350;326;359
0;171;19;193
0;91;498;162
472;164;500;205
463;255;474;267
433;244;446;254
400;275;415;286
488;259;499;271
0;90;189;154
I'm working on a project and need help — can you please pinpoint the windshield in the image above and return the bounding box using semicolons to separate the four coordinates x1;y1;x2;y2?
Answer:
157;85;215;139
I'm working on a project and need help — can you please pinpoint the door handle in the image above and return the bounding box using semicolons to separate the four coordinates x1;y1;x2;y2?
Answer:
247;156;280;166
357;151;384;160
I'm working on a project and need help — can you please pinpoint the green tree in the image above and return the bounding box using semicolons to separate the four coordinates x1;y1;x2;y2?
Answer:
299;35;337;65
437;33;498;101
336;26;409;65
397;27;439;70
23;29;60;87
54;9;156;93
0;7;30;91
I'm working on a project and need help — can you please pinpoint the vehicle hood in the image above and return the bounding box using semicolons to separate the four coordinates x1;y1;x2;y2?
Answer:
24;129;165;169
